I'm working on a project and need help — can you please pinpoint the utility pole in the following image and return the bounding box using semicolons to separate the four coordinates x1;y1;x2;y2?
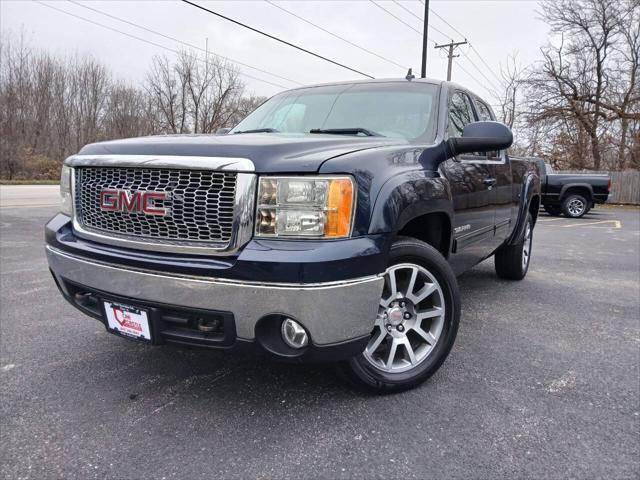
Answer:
420;0;429;78
434;40;468;81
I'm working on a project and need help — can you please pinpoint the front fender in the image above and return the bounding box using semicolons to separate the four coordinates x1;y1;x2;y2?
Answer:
368;170;453;235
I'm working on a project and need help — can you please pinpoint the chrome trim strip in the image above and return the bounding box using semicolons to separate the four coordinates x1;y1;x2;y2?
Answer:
72;173;256;256
65;154;255;172
46;245;384;344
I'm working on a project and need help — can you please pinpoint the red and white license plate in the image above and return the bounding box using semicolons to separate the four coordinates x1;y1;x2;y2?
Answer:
104;301;152;341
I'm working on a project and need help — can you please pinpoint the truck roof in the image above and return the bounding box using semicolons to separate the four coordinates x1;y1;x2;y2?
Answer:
283;77;445;91
279;77;488;108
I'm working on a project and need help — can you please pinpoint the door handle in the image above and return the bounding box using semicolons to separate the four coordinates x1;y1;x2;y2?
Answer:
483;178;497;187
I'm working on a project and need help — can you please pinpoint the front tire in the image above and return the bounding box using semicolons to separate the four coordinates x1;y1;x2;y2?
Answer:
495;213;533;280
342;237;460;393
562;194;588;218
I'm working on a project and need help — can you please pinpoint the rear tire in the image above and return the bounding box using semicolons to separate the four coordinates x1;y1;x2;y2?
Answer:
562;194;588;218
341;237;460;393
544;204;562;216
495;213;533;280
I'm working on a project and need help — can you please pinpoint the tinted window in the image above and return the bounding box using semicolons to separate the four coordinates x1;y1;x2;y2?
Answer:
448;91;475;138
475;98;494;121
231;82;439;142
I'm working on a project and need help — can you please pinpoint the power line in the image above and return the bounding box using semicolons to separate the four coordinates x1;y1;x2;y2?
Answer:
67;0;302;86
34;1;289;90
459;50;501;92
369;0;424;37
418;0;467;40
416;0;503;85
181;0;374;79
370;1;451;46
373;0;502;97
469;44;503;84
455;61;500;100
264;0;408;71
391;0;449;39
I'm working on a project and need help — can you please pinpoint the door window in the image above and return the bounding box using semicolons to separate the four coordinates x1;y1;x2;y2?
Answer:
448;91;475;138
449;91;488;159
473;96;502;161
475;99;495;121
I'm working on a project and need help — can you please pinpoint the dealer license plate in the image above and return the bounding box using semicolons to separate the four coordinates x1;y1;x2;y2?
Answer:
104;301;152;342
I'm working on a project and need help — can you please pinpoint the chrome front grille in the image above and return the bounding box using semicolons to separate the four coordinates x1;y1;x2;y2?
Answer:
74;167;237;245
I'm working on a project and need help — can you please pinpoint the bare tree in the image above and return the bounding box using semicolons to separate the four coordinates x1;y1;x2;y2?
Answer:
146;55;184;134
145;50;245;134
104;82;154;139
525;0;639;170
496;53;525;130
0;37;261;180
226;94;267;127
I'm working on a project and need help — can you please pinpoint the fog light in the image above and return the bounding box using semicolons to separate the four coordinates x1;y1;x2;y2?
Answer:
281;318;309;349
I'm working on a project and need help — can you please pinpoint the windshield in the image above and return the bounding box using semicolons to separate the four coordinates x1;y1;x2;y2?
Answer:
231;82;439;142
545;163;554;174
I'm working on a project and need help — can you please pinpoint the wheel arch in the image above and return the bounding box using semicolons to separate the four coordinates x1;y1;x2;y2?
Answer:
528;194;540;226
506;173;539;245
368;171;454;257
396;211;453;258
560;184;593;202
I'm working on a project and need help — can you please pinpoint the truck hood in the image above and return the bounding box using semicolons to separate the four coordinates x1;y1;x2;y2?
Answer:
77;133;407;173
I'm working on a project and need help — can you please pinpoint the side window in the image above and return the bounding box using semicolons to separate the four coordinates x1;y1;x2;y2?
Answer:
448;92;475;138
474;97;502;160
475;99;494;122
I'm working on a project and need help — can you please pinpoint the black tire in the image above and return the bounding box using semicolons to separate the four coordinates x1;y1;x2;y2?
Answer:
341;237;460;393
544;204;562;216
495;213;533;280
562;194;588;218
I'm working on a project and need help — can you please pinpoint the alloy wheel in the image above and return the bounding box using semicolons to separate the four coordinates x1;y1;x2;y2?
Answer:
363;263;445;373
568;198;585;216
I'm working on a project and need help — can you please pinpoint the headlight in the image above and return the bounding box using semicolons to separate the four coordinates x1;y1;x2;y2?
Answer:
60;164;73;216
256;176;354;238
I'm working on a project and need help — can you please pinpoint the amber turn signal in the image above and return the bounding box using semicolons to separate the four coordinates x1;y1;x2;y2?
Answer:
325;179;354;238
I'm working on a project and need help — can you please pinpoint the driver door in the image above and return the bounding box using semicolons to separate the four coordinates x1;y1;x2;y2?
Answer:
440;90;496;274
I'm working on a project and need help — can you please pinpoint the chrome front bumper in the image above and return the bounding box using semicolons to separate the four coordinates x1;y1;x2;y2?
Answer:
46;246;384;345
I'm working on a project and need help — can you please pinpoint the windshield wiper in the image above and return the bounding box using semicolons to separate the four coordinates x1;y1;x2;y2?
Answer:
233;128;280;134
309;128;383;137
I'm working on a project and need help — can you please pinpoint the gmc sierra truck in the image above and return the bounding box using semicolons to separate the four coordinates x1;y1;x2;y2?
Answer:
534;160;611;218
45;79;541;392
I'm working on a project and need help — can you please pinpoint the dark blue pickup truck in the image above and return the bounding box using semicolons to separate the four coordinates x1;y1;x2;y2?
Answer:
46;78;541;391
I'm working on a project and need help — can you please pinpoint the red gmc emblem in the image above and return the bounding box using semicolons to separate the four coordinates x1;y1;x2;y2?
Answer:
99;189;170;216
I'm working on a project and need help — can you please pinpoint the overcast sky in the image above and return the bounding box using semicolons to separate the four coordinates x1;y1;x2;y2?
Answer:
1;0;550;105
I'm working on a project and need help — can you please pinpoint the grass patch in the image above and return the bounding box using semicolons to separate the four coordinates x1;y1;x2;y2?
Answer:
599;203;640;209
0;179;59;185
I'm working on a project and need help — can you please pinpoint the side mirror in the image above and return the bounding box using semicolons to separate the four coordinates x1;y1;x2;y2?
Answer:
447;121;513;156
216;127;231;135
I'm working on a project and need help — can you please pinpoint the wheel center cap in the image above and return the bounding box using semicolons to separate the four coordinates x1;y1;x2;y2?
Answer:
387;307;404;326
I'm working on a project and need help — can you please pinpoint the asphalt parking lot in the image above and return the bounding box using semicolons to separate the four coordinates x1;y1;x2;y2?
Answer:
1;204;639;479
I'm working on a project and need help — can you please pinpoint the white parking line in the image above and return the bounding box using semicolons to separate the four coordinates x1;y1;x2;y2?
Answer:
561;220;622;229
